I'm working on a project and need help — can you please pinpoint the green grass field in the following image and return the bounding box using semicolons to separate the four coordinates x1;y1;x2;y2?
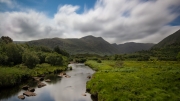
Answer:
86;60;180;101
0;63;67;88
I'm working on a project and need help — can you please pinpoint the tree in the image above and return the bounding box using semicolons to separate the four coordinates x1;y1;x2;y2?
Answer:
54;46;69;57
22;51;40;68
45;53;63;66
5;43;23;65
1;36;13;44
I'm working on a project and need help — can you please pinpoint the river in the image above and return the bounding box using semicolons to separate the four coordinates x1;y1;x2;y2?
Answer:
0;63;95;101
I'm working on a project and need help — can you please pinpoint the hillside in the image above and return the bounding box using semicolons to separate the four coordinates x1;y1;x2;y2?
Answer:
153;29;180;48
150;29;180;60
27;36;154;55
115;42;154;53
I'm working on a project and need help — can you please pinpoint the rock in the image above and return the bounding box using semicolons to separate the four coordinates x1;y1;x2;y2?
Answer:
28;87;35;92
87;75;91;79
62;72;66;75
22;85;29;90
23;91;36;96
33;77;44;81
18;95;25;99
39;77;44;81
38;82;46;88
82;93;86;96
65;75;71;78
45;79;51;82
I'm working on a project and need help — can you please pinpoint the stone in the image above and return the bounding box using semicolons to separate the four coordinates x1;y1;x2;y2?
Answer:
38;82;46;88
22;85;29;90
18;95;25;99
28;87;35;92
87;75;91;79
82;93;86;96
23;91;36;96
45;79;51;82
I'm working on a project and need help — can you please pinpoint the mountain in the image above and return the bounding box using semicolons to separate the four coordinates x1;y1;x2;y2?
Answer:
116;42;154;53
27;35;154;55
27;35;119;55
150;29;180;60
153;29;180;48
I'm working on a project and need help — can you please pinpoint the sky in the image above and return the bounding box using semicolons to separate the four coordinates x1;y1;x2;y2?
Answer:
0;0;180;44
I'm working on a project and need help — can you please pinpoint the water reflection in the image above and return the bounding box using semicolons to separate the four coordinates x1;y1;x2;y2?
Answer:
0;64;95;101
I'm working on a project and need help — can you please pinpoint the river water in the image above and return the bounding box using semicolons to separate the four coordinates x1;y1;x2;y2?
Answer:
0;63;95;101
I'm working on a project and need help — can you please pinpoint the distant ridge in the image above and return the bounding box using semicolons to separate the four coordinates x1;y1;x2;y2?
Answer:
26;35;154;55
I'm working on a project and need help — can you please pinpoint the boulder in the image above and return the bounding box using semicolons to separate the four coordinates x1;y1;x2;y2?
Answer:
82;93;86;96
45;79;51;82
18;95;25;99
38;82;46;88
33;77;44;81
87;75;91;79
22;85;29;90
62;72;66;75
23;91;36;96
28;87;35;92
65;75;71;78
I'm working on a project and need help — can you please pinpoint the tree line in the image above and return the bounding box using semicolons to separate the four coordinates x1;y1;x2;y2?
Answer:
0;36;69;68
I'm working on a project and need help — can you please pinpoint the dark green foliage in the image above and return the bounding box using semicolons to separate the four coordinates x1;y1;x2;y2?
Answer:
1;36;13;44
45;53;63;66
36;52;47;64
22;51;40;68
5;43;23;65
74;58;87;63
54;46;69;57
0;54;8;65
97;59;102;63
177;52;180;61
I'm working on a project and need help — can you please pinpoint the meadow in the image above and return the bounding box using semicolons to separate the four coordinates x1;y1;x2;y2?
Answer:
86;60;180;101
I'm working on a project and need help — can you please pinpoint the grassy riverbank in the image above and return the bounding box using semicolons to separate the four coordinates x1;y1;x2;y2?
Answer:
0;63;67;88
86;60;180;101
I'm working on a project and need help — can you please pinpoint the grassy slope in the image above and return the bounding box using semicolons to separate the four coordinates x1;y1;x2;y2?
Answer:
86;60;180;101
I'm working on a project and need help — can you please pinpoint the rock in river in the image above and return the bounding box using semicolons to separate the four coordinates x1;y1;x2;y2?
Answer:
23;91;36;96
18;95;25;99
45;79;51;82
22;85;29;90
38;82;46;88
28;87;35;92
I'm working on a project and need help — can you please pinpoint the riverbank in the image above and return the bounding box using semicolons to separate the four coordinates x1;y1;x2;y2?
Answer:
86;60;180;101
0;63;67;88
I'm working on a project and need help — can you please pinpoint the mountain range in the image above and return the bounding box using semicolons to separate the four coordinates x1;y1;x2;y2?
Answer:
27;35;154;55
17;29;180;55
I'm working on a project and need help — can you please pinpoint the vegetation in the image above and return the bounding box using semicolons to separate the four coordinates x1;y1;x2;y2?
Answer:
86;60;180;101
0;36;69;88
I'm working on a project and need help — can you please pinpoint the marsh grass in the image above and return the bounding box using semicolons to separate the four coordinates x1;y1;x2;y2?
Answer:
0;63;67;88
86;60;180;101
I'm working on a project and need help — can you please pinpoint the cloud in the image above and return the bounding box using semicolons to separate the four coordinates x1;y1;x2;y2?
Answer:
0;0;180;43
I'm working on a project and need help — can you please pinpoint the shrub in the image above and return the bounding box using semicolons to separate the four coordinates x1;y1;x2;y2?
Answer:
97;59;102;63
45;53;63;66
22;51;40;69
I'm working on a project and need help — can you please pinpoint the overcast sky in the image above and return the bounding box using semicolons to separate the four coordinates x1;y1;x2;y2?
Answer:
0;0;180;44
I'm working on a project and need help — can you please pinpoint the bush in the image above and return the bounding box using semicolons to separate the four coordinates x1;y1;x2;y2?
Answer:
45;53;63;66
97;59;102;63
22;51;40;69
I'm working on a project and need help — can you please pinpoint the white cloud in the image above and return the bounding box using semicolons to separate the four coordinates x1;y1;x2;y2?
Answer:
0;0;180;43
